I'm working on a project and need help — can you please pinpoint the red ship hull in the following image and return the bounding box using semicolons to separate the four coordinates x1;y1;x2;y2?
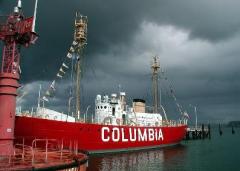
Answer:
15;116;187;154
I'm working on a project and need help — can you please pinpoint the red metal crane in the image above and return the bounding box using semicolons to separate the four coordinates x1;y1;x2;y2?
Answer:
0;0;38;155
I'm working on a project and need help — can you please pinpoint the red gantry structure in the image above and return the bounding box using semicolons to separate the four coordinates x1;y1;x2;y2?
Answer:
0;2;87;171
0;0;37;156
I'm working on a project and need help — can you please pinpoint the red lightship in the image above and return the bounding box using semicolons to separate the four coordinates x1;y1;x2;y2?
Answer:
14;5;188;154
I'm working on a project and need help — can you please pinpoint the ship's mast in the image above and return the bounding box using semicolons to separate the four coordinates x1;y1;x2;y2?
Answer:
74;12;87;121
0;0;38;155
151;56;160;113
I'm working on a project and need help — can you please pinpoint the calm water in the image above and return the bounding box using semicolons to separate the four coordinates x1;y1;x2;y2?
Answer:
87;127;240;171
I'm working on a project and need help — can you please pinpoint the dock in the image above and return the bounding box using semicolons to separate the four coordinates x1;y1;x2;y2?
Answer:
185;124;211;140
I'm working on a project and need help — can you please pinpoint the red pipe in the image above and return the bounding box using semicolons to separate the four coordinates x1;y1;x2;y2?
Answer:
0;72;19;155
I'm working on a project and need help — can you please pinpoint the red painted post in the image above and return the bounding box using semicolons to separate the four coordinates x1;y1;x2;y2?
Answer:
0;48;20;155
0;1;38;156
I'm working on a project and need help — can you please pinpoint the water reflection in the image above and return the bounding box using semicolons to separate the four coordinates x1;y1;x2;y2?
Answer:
87;145;187;171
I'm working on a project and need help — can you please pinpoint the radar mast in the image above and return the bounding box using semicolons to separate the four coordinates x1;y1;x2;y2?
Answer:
74;12;87;121
151;56;160;113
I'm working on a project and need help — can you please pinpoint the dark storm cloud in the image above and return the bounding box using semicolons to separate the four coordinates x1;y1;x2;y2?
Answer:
2;0;240;82
78;0;240;46
146;0;240;41
1;0;240;123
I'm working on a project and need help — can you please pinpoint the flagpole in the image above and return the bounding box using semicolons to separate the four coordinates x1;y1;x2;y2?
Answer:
190;104;198;129
194;106;197;130
37;84;41;108
32;0;38;32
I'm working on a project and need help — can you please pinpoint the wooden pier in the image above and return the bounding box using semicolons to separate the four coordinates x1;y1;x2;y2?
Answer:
185;124;211;140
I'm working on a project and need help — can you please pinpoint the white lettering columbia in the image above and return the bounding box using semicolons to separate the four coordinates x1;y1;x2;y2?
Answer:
101;127;164;142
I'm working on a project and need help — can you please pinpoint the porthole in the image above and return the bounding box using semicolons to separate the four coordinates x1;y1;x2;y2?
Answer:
101;106;103;109
104;106;107;109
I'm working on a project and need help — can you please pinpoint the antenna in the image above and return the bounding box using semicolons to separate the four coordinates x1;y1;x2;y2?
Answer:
17;0;22;9
37;84;42;108
32;0;38;32
14;0;22;13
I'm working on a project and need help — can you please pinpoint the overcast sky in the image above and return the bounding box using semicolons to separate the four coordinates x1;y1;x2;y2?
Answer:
1;0;240;123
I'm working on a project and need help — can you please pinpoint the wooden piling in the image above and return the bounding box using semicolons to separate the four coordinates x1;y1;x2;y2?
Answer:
201;124;205;139
185;124;211;140
208;124;211;139
232;126;235;134
219;124;223;136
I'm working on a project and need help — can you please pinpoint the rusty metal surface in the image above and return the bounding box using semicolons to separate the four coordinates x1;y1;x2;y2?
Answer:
0;138;88;171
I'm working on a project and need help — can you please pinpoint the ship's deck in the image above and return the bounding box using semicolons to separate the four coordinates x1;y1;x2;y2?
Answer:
0;138;88;171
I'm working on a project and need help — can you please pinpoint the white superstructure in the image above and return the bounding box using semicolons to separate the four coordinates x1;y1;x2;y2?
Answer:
16;107;75;122
36;107;75;122
95;92;162;126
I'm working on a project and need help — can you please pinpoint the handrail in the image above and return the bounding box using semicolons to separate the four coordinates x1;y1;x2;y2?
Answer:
31;138;59;164
1;137;88;170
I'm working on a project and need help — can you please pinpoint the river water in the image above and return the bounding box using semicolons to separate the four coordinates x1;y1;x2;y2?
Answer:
87;127;240;171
